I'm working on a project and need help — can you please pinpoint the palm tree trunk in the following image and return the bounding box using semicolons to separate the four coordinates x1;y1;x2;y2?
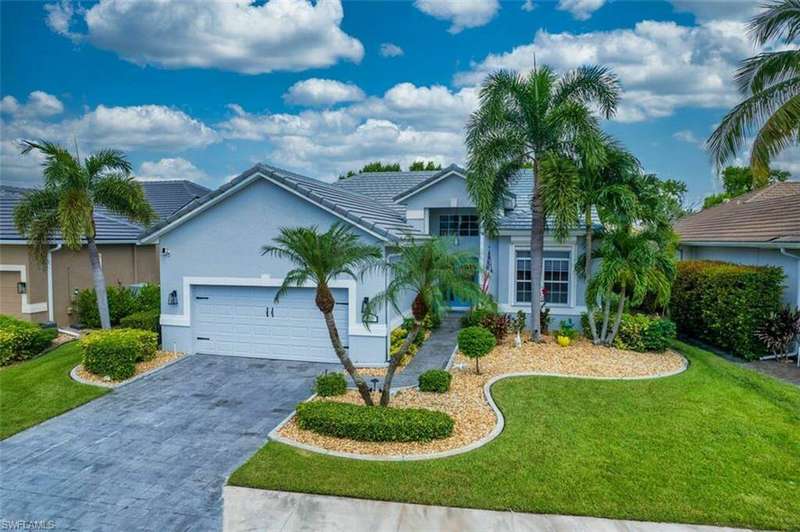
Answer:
600;288;612;343
322;310;374;406
606;285;627;345
530;157;545;341
584;207;600;344
86;236;111;330
380;321;422;406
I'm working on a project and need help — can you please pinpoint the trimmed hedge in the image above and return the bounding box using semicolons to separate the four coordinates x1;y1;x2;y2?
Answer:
81;328;157;380
0;315;58;366
119;309;160;332
418;369;452;393
670;260;784;359
296;401;454;442
75;283;160;328
315;372;347;396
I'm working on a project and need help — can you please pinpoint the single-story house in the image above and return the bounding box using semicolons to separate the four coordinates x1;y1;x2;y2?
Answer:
0;180;210;326
674;181;800;312
140;163;592;366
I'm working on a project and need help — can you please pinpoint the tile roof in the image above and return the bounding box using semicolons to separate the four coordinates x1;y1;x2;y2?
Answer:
140;164;425;243
1;180;209;243
391;164;467;201
675;181;800;245
333;170;437;209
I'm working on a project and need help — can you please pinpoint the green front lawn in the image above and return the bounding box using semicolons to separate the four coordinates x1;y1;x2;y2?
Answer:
0;341;108;439
230;341;800;530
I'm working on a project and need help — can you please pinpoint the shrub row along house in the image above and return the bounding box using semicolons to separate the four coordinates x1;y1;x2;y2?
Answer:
140;163;592;364
0;180;209;327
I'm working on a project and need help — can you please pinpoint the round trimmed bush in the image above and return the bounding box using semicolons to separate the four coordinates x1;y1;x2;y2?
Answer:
315;372;347;396
296;401;454;442
458;326;496;374
80;328;157;380
0;315;58;366
418;369;452;393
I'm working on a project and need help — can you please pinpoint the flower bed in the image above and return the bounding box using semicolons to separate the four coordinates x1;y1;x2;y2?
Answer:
277;335;686;457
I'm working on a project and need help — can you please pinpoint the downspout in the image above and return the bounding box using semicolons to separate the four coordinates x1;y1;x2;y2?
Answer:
779;247;800;365
47;243;62;323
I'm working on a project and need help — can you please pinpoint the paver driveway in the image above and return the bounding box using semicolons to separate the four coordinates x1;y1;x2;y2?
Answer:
0;354;337;531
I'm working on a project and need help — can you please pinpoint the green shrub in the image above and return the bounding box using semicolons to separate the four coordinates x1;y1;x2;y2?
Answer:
461;308;510;339
670;260;784;359
460;308;492;328
0;315;58;366
81;328;158;380
418;369;452;393
458;326;496;374
580;312;676;352
555;319;578;340
296;401;454;442
75;284;160;328
119;309;160;332
315;372;347;396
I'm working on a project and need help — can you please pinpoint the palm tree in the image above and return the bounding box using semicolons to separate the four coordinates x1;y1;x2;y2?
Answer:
707;0;800;183
540;135;641;343
365;237;484;406
578;224;677;345
14;141;155;329
261;224;382;406
465;64;620;340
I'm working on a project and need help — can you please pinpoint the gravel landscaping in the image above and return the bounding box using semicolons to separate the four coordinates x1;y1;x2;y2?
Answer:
73;350;185;386
277;335;686;456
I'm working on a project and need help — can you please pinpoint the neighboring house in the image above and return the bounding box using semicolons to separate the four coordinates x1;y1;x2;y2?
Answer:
140;163;591;365
674;181;800;311
0;180;209;326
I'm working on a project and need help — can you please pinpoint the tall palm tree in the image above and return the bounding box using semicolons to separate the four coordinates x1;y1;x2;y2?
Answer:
465;64;620;340
578;224;678;345
707;0;800;183
365;237;484;406
540;135;641;343
262;224;382;406
14;141;155;329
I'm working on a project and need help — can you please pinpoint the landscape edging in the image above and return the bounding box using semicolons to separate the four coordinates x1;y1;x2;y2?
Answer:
69;352;189;389
268;353;689;462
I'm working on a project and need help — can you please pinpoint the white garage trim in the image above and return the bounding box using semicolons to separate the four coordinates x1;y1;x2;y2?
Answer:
0;264;48;314
159;275;387;337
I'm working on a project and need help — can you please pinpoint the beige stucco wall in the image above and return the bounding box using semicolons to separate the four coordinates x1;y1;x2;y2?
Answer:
0;243;159;326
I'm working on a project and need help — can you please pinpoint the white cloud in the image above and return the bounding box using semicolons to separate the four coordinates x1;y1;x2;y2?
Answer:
414;0;500;33
0;91;64;118
673;130;704;148
521;0;535;12
138;157;211;183
557;0;605;20
380;43;404;57
0;140;47;185
670;0;761;22
284;78;365;107
45;0;364;74
218;82;474;177
455;19;755;122
44;0;81;42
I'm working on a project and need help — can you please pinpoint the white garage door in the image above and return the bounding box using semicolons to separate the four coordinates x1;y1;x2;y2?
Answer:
191;285;348;362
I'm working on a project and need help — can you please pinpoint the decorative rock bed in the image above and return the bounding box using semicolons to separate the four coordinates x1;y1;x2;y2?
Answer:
274;335;687;459
71;350;185;388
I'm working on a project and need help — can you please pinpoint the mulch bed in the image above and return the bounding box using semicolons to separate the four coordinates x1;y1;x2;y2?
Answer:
278;334;686;457
75;350;184;386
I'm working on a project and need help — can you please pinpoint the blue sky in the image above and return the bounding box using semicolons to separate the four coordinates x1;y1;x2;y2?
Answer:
0;0;787;206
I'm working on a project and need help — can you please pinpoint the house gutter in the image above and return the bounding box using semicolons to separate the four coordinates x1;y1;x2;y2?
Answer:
47;243;62;322
779;247;800;364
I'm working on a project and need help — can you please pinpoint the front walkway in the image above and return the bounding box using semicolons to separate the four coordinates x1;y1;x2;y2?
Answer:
224;487;750;532
0;354;337;531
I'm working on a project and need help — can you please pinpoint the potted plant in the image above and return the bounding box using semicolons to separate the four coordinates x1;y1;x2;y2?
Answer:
555;319;577;347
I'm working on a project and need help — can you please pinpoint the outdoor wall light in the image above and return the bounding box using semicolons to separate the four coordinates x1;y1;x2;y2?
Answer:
16;282;26;294
168;290;178;305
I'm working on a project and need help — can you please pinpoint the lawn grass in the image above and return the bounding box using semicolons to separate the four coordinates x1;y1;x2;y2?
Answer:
229;341;800;530
0;341;108;439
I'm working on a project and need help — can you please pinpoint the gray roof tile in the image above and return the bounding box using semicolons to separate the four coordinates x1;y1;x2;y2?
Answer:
334;170;437;209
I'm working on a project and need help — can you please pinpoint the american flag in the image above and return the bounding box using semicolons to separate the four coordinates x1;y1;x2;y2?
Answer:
481;248;492;293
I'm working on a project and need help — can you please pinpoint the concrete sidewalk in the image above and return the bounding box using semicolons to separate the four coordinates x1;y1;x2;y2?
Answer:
223;487;751;532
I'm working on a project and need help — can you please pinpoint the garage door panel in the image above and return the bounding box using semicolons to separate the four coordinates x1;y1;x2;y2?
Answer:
191;285;347;361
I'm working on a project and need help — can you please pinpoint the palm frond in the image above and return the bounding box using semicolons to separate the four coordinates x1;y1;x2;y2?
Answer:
553;65;621;119
750;94;800;178
84;149;133;180
57;187;93;249
736;50;800;94
13;188;60;264
92;174;156;227
539;154;580;241
749;0;800;45
20;140;84;189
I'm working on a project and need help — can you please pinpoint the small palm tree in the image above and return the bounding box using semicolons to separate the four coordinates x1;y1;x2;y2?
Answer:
366;237;484;406
707;0;800;182
579;224;677;345
465;64;620;340
262;224;382;406
14;141;155;329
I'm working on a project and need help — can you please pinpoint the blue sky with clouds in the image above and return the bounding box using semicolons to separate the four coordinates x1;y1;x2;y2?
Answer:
1;0;791;206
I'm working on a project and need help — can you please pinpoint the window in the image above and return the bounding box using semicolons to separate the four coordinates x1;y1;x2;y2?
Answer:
439;214;479;237
514;250;570;305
